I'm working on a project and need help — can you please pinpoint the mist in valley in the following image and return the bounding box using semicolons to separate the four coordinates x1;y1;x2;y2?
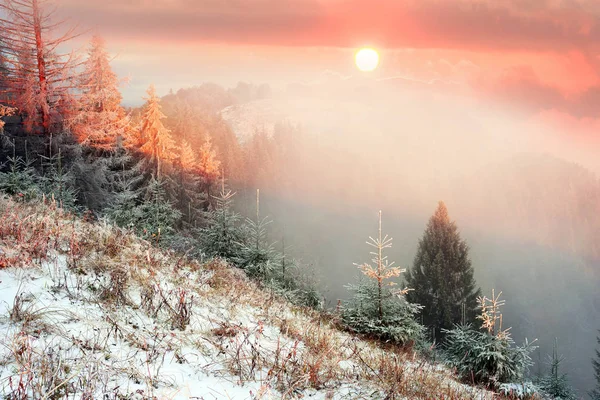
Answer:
223;78;600;394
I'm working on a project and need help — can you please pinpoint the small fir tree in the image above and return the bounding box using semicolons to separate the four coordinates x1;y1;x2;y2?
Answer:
237;189;280;281
538;339;576;400
342;211;424;345
135;177;182;241
0;147;40;200
40;149;78;209
105;140;145;228
199;179;244;260
443;290;537;387
405;201;481;341
591;332;600;400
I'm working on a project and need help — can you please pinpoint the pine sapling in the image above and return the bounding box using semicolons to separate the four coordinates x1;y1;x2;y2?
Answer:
342;211;423;345
355;210;406;320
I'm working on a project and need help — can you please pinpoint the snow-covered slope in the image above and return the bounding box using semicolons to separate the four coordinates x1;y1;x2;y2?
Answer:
0;198;494;399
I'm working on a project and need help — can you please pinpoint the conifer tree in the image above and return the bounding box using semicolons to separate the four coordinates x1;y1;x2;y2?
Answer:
342;211;423;345
443;290;537;386
135;177;181;241
405;201;481;341
138;84;175;179
104;137;144;219
174;140;205;226
538;339;576;400
196;135;220;204
237;189;280;280
199;179;244;260
0;143;40;200
0;0;80;134
40;148;78;209
591;332;600;400
71;35;127;151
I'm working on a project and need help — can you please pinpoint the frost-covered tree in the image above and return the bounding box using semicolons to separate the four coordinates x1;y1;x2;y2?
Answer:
237;189;280;280
443;291;537;387
405;201;481;341
538;339;576;400
104;143;145;230
199;181;244;260
0;147;40;200
113;177;181;242
40;149;78;209
591;332;600;400
0;0;80;134
342;211;424;345
71;35;127;151
138;85;175;179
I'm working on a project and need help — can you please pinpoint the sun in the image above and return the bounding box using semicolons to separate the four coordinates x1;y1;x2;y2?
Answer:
355;48;380;72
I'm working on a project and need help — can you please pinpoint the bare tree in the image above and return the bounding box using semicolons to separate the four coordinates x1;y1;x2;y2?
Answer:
0;0;80;134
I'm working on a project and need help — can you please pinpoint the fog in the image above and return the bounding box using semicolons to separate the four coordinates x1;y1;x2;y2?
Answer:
226;76;600;394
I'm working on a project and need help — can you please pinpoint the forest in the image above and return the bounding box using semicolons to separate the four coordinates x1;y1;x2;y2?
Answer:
1;0;600;399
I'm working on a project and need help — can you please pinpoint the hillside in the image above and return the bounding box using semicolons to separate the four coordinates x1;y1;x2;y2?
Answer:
0;197;496;399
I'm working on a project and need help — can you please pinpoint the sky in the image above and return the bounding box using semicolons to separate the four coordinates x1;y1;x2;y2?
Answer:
51;0;600;159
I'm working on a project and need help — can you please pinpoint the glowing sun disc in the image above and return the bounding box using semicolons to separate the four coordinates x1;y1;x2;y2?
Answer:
355;48;379;72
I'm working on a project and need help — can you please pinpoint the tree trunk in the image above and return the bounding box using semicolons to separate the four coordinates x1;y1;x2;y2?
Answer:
32;0;49;134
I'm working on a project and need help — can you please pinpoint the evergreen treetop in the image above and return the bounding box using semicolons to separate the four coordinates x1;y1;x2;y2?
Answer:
72;35;127;151
138;84;176;179
405;201;481;341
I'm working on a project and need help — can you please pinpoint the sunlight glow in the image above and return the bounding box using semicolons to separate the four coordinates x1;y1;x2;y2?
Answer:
355;48;380;72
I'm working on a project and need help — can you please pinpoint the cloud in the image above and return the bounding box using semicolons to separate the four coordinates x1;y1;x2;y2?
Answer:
55;0;600;52
476;65;600;117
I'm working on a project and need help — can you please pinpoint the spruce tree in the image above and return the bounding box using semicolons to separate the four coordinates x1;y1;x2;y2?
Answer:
135;177;181;241
71;35;127;152
105;139;145;226
199;180;244;260
405;201;481;341
138;84;175;179
443;290;537;386
40;148;78;209
237;189;279;281
196;135;220;206
174;140;206;226
0;146;40;200
538;339;576;400
342;211;424;345
591;332;600;400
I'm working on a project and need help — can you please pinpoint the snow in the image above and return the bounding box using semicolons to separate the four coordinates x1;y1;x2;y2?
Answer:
0;201;497;399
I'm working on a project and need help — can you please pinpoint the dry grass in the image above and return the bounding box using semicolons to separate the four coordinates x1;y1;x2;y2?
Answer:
0;196;503;399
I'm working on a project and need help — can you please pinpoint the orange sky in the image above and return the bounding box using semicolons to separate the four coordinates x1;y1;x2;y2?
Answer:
53;0;600;149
